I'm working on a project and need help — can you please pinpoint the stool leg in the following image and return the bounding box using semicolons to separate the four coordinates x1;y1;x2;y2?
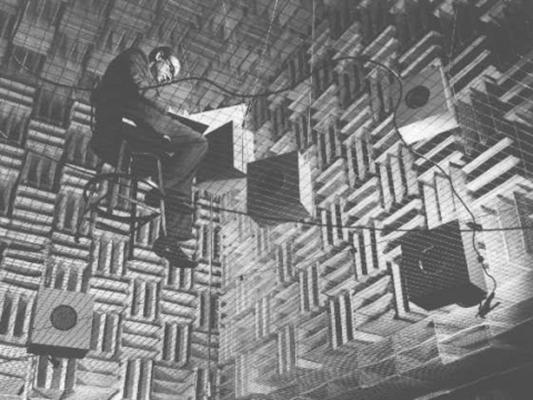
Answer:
75;161;105;242
156;157;167;238
129;178;138;260
109;140;128;212
74;204;87;243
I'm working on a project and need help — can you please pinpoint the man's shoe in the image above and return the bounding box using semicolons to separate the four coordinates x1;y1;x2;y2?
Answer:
144;189;195;213
153;236;198;269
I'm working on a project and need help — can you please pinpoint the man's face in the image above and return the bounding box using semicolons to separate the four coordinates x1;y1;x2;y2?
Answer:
151;58;174;84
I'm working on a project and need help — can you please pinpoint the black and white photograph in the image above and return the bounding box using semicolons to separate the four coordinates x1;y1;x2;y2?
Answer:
0;0;531;399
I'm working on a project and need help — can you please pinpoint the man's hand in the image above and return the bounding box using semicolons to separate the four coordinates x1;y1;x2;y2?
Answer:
167;105;179;116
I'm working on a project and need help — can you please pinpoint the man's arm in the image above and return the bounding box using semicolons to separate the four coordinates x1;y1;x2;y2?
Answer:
125;49;169;115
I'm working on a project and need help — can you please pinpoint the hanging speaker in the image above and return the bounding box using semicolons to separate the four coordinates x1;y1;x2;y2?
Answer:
27;288;94;359
179;104;252;194
400;220;487;310
247;151;313;226
196;121;247;192
393;61;458;145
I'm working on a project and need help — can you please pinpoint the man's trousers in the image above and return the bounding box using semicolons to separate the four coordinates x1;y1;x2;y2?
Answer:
96;111;208;241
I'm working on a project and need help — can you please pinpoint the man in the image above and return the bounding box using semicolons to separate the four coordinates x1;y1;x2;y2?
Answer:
92;46;208;269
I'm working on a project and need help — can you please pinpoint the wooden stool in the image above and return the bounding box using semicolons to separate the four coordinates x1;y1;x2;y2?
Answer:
75;118;167;258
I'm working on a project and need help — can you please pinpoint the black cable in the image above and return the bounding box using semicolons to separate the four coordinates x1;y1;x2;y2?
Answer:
4;56;533;238
332;55;497;299
2;125;529;237
383;63;497;297
0;355;31;366
8;51;507;297
215;205;533;233
8;53;398;99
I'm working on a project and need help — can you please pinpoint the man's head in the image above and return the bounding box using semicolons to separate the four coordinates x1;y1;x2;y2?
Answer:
148;46;181;84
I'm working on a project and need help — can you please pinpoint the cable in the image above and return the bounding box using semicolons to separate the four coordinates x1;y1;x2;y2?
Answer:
4;50;448;101
347;54;498;298
206;195;215;400
8;36;513;304
2;139;531;235
3;1;528;396
91;176;533;235
308;0;316;148
8;54;521;241
2;7;528;400
0;355;31;366
241;0;282;131
215;204;533;233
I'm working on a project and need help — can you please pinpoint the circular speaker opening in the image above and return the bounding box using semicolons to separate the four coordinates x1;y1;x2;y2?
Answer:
50;305;78;331
405;85;431;109
418;245;444;274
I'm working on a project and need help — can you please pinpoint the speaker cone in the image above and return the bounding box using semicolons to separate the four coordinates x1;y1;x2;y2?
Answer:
404;85;431;109
50;304;78;331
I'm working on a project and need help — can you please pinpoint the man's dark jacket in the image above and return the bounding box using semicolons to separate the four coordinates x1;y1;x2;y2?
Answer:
91;48;167;164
